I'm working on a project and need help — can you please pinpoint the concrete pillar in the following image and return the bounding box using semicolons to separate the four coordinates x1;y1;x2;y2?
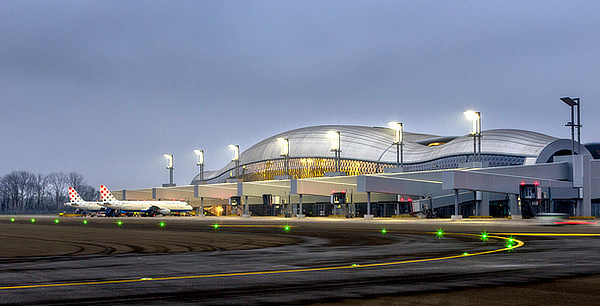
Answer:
582;156;592;216
365;192;374;219
351;192;356;217
474;191;478;216
509;194;522;220
297;194;305;218
477;191;490;216
242;196;250;218
198;197;205;217
452;189;462;220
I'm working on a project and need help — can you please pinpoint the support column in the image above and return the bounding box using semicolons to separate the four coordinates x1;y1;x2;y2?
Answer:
509;194;522;220
351;192;356;217
242;196;250;218
452;189;462;220
478;191;490;216
474;191;479;216
365;192;374;219
198;197;205;217
582;156;592;216
297;194;305;218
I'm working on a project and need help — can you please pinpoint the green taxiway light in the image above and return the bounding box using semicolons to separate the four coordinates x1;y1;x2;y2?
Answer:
381;229;387;234
506;238;515;249
159;222;165;228
213;224;219;229
463;252;469;256
117;221;123;226
284;225;291;232
55;219;60;224
30;218;35;223
436;229;444;238
83;220;88;225
10;218;15;222
480;231;489;242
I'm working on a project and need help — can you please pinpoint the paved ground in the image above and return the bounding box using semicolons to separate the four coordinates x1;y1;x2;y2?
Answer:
0;215;599;305
312;274;600;305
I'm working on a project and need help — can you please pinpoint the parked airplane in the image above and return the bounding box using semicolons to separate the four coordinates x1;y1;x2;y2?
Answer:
99;185;193;216
64;187;106;215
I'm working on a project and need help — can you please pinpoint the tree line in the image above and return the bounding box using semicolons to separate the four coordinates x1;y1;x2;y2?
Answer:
0;171;98;214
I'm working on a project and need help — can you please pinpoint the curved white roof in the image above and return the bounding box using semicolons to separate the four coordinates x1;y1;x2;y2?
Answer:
198;125;561;182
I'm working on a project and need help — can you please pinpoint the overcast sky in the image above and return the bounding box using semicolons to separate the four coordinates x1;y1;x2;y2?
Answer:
1;1;599;191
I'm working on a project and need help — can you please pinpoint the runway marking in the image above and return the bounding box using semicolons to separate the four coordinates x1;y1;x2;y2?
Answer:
492;233;600;237
0;232;523;291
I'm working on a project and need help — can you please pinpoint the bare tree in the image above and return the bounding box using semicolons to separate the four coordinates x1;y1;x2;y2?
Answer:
0;171;96;213
78;184;99;201
47;172;68;209
0;176;9;211
2;171;36;211
66;172;86;192
31;173;49;211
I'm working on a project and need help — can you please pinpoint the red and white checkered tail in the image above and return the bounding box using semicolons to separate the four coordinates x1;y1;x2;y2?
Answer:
99;185;118;202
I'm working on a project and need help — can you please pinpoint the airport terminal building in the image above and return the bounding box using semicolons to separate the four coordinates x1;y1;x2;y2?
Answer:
117;125;600;219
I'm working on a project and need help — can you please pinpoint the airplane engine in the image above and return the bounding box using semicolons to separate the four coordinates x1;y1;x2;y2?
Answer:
159;208;171;215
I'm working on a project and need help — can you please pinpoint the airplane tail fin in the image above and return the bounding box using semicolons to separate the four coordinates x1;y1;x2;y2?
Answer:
68;187;85;203
100;185;118;202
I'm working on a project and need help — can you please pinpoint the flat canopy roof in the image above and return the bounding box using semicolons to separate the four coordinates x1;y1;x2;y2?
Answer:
117;160;586;203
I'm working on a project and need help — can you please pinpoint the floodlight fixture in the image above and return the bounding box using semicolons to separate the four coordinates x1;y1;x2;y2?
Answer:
560;97;578;107
387;122;403;144
463;110;482;162
327;131;341;172
229;144;240;178
277;138;289;156
194;149;204;165
229;144;240;161
277;138;290;176
194;149;204;182
163;154;173;169
387;121;404;167
463;110;481;135
327;131;340;151
560;96;581;155
163;153;174;186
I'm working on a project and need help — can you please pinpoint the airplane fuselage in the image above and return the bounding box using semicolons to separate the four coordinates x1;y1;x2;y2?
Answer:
64;202;106;212
102;201;193;213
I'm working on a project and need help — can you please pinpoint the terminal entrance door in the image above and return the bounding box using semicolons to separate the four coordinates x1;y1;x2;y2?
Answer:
489;200;509;218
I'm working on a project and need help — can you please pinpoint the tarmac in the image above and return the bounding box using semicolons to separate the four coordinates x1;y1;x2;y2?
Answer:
1;215;599;305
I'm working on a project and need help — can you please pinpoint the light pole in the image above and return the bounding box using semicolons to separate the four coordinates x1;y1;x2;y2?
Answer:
388;122;404;167
194;149;204;182
327;131;341;173
277;138;290;177
464;110;481;162
229;144;240;179
163;153;174;186
560;97;581;155
560;97;582;216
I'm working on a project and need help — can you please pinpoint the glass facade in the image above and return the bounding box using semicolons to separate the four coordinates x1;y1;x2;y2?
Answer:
205;154;526;183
